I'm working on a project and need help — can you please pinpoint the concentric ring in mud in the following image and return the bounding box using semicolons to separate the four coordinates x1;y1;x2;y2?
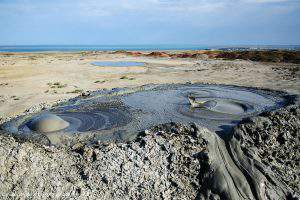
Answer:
1;107;132;137
177;97;255;120
0;83;291;146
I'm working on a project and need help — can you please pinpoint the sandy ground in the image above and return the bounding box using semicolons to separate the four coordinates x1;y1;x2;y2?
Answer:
0;51;299;119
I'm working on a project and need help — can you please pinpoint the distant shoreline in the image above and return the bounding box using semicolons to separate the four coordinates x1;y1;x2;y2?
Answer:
0;45;300;53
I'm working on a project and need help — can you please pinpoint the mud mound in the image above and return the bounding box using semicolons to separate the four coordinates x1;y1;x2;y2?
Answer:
0;104;299;199
1;84;291;147
1;84;288;147
26;114;70;133
231;105;300;195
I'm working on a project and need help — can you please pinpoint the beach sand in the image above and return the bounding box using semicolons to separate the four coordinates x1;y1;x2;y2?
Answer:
0;51;299;120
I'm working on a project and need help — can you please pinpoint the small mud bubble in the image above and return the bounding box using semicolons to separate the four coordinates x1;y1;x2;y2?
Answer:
189;98;249;115
26;114;69;133
208;99;248;115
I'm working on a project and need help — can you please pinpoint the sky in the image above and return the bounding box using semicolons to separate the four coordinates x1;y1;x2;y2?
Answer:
0;0;300;45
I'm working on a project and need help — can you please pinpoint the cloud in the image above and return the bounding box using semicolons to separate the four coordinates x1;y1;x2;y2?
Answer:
241;0;299;4
0;0;236;16
0;0;298;17
0;0;299;45
0;0;299;25
72;0;228;17
247;0;289;3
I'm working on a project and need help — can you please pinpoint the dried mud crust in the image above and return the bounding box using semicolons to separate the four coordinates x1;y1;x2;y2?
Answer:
232;105;300;196
0;123;210;199
0;106;299;200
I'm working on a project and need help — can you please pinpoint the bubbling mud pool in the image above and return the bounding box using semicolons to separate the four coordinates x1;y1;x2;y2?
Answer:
0;84;290;146
91;61;145;67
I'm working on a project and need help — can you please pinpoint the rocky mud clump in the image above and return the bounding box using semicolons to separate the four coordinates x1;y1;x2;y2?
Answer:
232;105;300;196
0;106;299;199
0;123;211;199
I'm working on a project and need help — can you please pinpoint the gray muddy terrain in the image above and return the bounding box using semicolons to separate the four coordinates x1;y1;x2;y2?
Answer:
0;84;299;199
1;83;291;147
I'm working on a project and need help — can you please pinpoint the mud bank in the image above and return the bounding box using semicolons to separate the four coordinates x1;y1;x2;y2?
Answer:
0;105;299;199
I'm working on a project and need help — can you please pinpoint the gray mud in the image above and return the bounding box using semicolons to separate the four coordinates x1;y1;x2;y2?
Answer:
0;83;298;199
0;84;291;146
230;105;300;197
0;105;298;199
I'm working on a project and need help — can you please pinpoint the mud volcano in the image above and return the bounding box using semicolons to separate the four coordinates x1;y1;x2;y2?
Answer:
0;84;290;146
91;61;145;67
26;114;70;133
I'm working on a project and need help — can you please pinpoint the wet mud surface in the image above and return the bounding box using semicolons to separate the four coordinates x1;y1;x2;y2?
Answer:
1;83;291;146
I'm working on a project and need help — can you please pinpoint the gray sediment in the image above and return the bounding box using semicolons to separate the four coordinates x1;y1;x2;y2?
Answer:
0;83;291;146
0;105;299;199
0;84;299;199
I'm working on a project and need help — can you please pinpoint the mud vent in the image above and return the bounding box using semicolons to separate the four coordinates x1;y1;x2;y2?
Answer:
0;83;292;146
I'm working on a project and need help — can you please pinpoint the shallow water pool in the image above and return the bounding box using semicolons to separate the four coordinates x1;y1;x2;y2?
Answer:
91;61;145;67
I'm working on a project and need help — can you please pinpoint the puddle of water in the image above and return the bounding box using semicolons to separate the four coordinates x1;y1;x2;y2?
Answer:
1;84;289;146
91;61;145;67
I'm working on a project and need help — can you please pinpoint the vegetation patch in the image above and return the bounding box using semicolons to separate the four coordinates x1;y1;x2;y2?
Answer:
67;89;83;94
94;80;107;83
47;82;67;89
120;76;135;80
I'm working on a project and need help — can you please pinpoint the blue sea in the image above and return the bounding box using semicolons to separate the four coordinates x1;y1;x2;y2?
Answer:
0;45;299;52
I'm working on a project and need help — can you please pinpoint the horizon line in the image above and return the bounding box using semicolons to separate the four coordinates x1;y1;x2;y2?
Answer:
1;44;300;47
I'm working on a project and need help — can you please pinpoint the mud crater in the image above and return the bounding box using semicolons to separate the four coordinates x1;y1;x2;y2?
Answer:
0;84;290;146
